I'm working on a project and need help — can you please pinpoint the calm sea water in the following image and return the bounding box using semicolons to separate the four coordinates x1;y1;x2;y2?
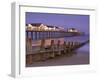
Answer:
64;35;89;42
64;35;89;51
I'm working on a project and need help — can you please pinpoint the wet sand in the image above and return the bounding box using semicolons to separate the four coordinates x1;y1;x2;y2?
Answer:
26;51;89;67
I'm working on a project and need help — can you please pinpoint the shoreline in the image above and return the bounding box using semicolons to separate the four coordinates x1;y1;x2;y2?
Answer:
26;50;89;67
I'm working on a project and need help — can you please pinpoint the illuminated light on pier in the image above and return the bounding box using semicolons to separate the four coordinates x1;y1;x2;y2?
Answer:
67;28;79;32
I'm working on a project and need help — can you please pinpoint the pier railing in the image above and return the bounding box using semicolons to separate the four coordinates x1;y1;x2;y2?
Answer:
26;30;82;40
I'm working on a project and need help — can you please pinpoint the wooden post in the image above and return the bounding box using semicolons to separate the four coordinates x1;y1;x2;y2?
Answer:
26;38;33;64
63;41;67;54
50;40;55;58
26;54;33;64
35;32;37;40
67;41;71;53
31;32;33;40
56;40;61;55
26;38;32;53
40;39;45;50
26;31;28;38
48;31;50;38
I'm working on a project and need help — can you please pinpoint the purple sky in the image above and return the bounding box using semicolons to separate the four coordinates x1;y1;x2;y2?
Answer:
26;12;89;34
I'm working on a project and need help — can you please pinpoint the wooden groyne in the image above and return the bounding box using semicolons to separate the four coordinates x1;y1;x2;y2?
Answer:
26;38;89;64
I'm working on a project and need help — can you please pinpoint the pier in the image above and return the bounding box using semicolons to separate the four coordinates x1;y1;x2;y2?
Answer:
26;30;82;40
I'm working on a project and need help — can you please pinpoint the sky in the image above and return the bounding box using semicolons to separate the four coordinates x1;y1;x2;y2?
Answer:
26;12;89;34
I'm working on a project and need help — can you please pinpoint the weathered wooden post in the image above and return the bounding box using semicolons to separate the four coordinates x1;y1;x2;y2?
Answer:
50;40;55;58
74;42;80;49
63;41;67;54
26;38;32;54
56;40;61;56
40;39;51;61
70;41;74;51
31;32;33;40
26;38;33;64
67;41;70;53
40;39;45;50
67;41;72;55
38;39;45;61
69;41;75;55
72;41;75;51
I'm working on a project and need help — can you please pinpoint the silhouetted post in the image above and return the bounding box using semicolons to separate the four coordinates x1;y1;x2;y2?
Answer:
26;38;33;64
31;32;33;40
69;41;74;53
35;32;37;40
26;54;33;64
40;39;45;51
71;42;75;51
74;42;80;49
63;41;67;54
38;32;40;39
26;38;32;53
50;40;55;58
26;31;28;38
56;40;61;55
70;41;73;51
48;31;50;38
67;41;72;53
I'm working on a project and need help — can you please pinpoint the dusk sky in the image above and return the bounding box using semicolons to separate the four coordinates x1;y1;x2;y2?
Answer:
26;12;89;34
